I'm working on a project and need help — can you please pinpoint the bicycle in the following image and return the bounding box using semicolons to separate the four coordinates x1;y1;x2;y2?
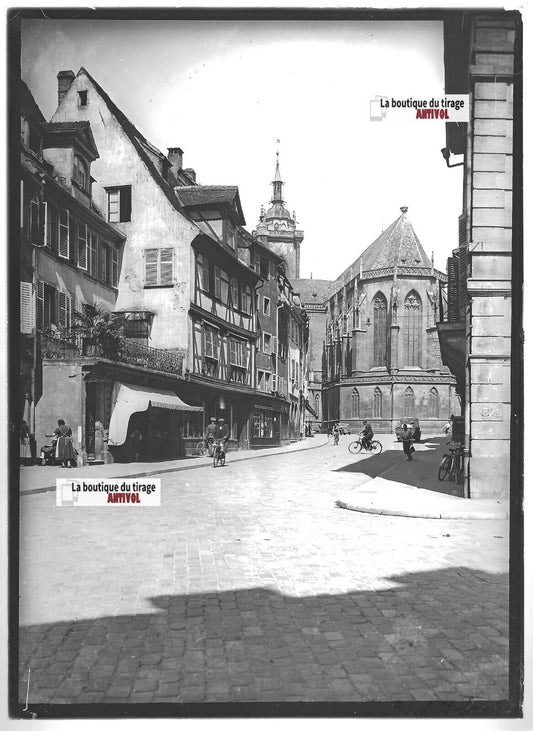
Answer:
438;442;464;483
348;437;383;455
212;439;226;468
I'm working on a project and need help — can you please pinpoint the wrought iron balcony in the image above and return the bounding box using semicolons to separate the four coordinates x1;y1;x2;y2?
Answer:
38;328;185;377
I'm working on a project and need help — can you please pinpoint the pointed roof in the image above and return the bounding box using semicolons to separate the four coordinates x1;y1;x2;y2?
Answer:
335;207;432;287
65;67;188;217
175;185;245;225
43;120;99;161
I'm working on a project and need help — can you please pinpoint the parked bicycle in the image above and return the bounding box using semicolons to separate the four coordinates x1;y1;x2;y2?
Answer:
212;439;226;468
348;437;383;455
197;437;215;457
438;441;464;483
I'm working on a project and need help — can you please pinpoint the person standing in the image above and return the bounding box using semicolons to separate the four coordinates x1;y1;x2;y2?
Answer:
332;422;340;446
20;420;32;465
129;428;143;462
400;422;414;461
52;419;76;467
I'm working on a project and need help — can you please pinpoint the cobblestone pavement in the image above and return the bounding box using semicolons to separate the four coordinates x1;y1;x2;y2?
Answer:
18;436;509;705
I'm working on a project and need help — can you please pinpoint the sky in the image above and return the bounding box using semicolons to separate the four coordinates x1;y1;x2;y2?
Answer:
21;17;464;280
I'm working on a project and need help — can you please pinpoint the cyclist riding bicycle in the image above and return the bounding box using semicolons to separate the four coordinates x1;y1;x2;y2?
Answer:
360;420;373;450
204;417;217;456
213;417;230;457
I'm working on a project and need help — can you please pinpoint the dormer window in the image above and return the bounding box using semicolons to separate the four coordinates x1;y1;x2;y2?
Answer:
73;155;89;191
78;90;88;107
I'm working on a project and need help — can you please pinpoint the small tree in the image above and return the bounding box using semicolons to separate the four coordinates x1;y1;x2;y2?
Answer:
72;304;125;359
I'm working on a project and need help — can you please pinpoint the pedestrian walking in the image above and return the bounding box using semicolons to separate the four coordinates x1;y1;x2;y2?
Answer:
400;422;414;461
51;419;76;467
20;420;32;464
129;428;143;462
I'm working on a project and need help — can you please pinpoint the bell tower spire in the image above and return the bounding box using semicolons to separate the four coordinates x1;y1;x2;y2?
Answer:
271;145;284;204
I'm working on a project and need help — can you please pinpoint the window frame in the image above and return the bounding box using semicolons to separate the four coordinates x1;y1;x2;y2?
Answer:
106;185;132;223
144;247;174;288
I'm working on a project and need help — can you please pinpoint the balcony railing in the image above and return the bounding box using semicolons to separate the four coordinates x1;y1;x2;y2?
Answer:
39;328;185;376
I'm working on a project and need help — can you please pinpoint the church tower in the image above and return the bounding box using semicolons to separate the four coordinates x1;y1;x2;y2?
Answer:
253;151;304;280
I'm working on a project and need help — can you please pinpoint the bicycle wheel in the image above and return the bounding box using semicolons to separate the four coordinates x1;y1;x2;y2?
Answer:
348;440;362;454
197;441;207;456
370;440;382;454
438;455;451;481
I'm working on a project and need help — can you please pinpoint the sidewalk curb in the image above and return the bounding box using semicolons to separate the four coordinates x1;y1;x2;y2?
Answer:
20;437;329;497
335;499;508;521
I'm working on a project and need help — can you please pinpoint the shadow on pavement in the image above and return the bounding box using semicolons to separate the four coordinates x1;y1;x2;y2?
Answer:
336;436;464;498
15;566;509;712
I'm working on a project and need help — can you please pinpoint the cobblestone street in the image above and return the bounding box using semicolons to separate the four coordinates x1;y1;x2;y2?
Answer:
18;437;509;705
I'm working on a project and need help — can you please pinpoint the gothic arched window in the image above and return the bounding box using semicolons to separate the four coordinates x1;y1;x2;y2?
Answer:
352;388;360;418
373;293;387;367
428;387;439;418
404;291;421;366
373;387;383;418
404;387;415;417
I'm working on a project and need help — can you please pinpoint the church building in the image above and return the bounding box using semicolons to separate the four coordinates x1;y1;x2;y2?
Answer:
320;207;460;434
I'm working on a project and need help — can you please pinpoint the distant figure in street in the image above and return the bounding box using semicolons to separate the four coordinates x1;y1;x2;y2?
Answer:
400;423;414;461
332;422;340;446
360;420;373;450
20;420;32;464
53;419;76;468
129;428;143;462
204;416;217;456
214;417;230;456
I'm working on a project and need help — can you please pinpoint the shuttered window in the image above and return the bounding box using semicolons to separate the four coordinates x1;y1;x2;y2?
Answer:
112;248;119;287
36;281;44;329
106;186;132;223
57;291;72;329
29;196;40;245
241;284;252;314
89;232;98;278
48;204;58;254
77;222;88;270
144;248;174;287
20;281;34;334
196;253;210;291
59;209;69;259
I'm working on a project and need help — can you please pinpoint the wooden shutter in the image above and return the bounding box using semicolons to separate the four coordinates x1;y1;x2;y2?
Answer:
36;281;44;329
20;281;34;333
271;374;277;392
120;186;132;222
112;248;119;287
57;291;67;328
42;202;48;247
160;249;173;286
59;209;69;258
78;223;88;269
447;255;459;322
272;335;278;356
89;233;97;277
20;180;24;228
144;249;158;286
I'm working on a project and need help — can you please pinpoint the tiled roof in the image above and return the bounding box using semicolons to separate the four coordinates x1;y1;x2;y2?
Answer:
335;208;432;287
44;121;89;134
73;67;188;217
21;81;46;125
176;186;238;207
292;279;337;304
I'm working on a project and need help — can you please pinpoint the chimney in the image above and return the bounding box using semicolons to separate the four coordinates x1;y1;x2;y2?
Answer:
184;168;196;184
57;70;75;106
167;147;183;177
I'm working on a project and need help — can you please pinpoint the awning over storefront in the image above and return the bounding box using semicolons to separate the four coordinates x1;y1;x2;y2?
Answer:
108;383;202;446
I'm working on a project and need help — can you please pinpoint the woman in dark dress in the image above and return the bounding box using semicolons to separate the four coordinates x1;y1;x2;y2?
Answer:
53;419;76;467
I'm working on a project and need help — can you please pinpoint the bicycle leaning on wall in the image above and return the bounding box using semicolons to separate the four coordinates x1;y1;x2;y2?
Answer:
437;441;464;484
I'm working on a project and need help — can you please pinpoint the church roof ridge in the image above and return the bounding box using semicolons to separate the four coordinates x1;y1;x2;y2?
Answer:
335;207;432;286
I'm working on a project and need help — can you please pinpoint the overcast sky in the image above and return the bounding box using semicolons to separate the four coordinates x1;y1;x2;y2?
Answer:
21;17;463;279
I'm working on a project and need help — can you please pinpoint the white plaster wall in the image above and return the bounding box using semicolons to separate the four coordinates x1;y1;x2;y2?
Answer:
51;73;199;352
